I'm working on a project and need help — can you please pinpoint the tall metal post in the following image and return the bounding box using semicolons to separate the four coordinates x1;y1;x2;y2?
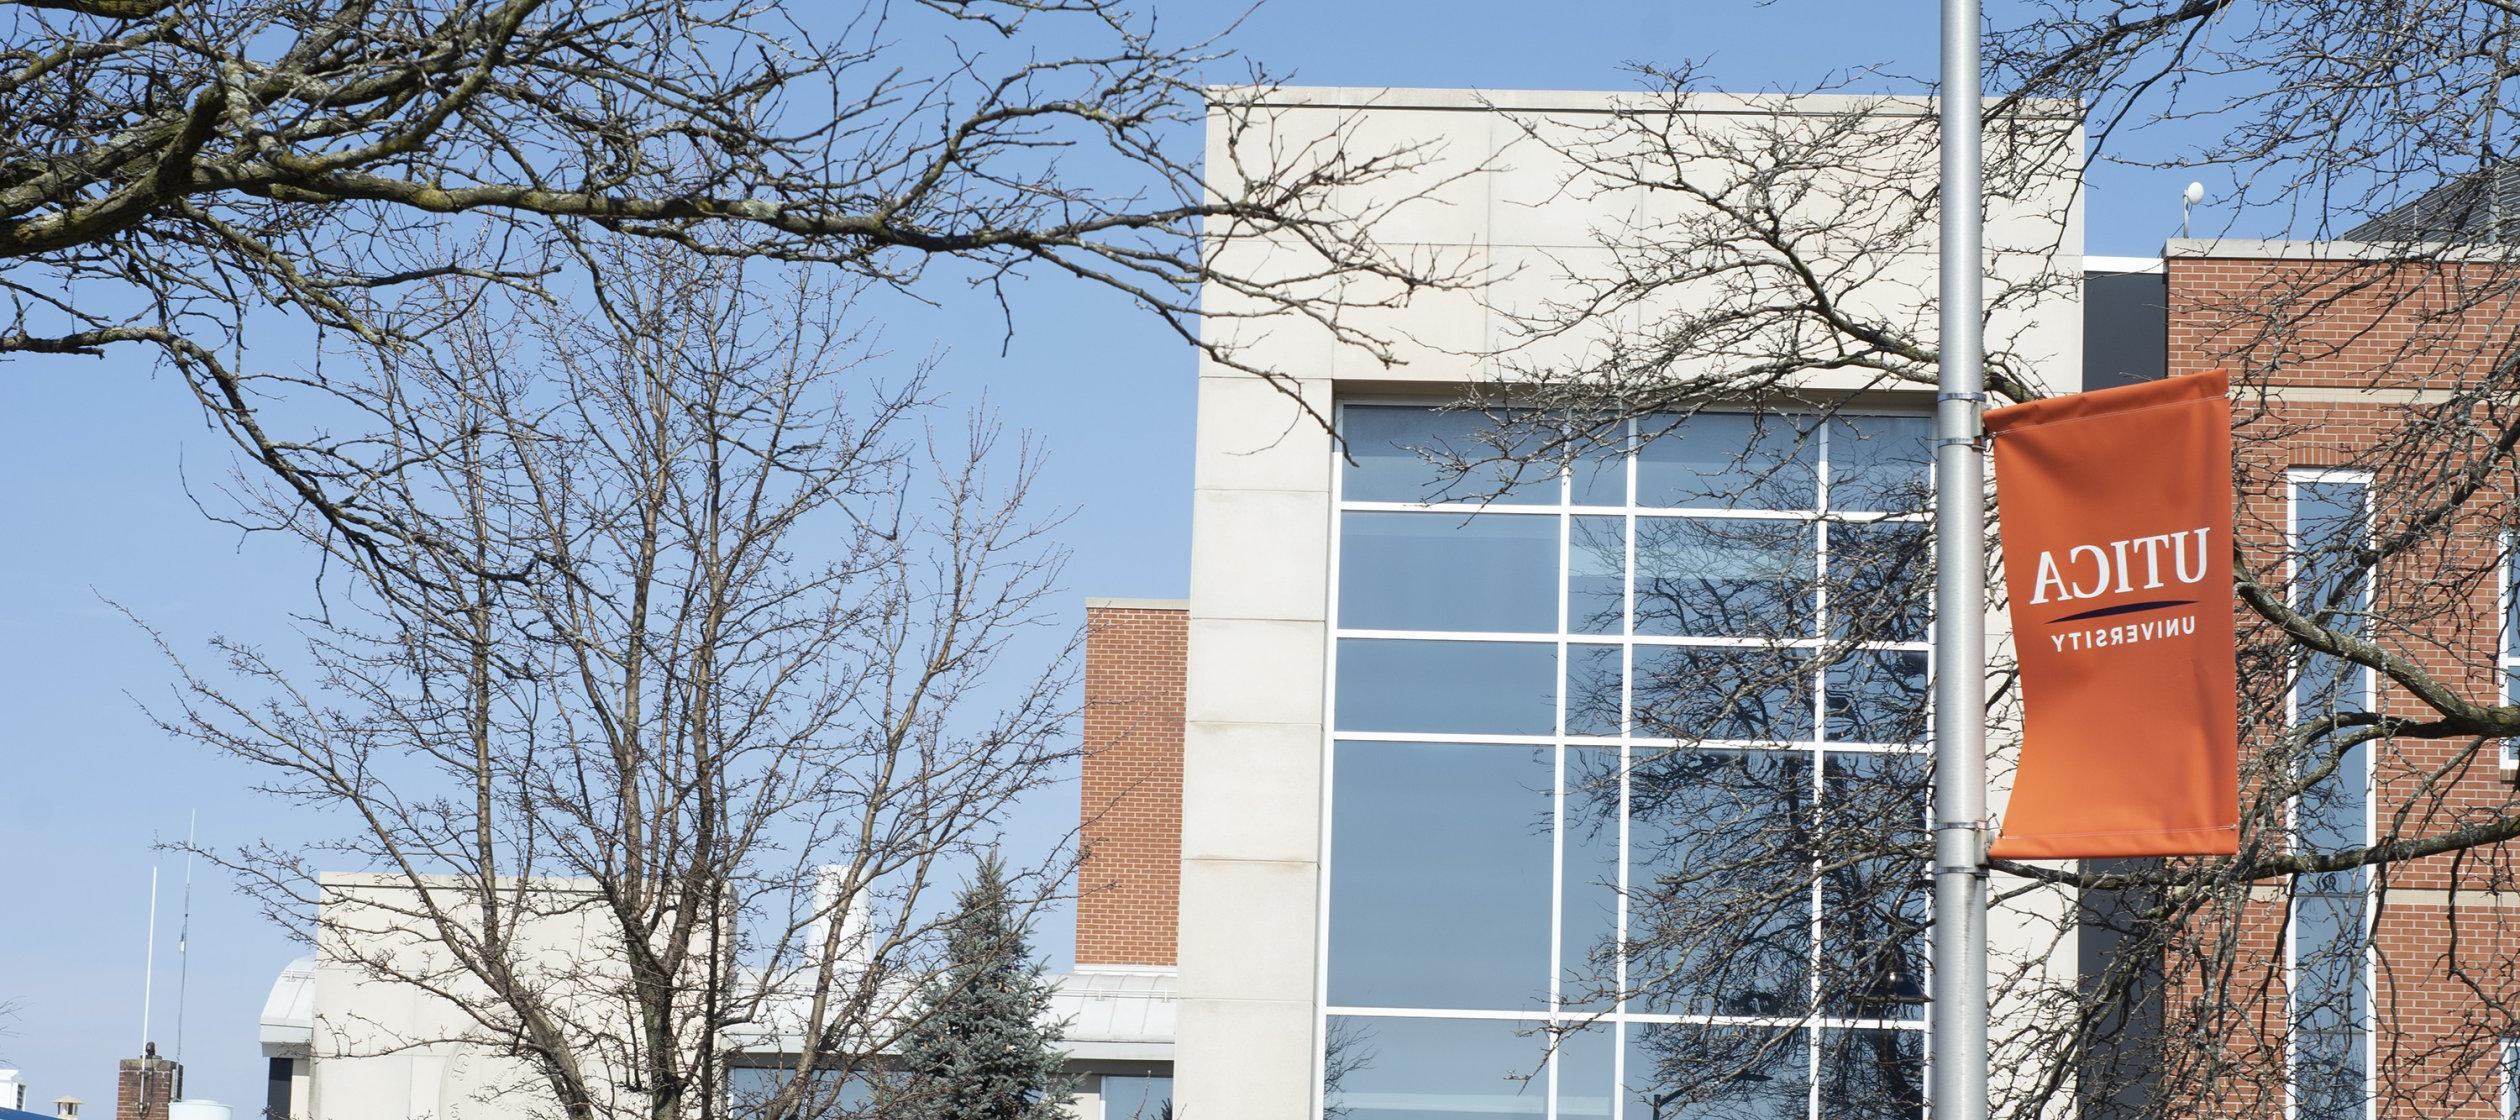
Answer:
1932;0;1991;1117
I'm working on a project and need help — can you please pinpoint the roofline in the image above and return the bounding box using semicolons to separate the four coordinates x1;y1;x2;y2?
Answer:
2166;237;2520;263
1084;597;1188;612
1202;85;2082;120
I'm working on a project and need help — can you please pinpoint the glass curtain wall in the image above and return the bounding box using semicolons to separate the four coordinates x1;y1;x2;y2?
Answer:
1321;404;1934;1120
2288;473;2375;1120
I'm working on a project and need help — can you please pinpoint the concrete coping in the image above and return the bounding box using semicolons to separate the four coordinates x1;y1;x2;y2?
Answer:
1200;84;2082;121
1085;597;1190;612
2167;237;2520;263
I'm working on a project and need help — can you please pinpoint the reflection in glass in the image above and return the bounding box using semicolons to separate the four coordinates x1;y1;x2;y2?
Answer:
725;1064;879;1118
1818;1028;1925;1120
1322;1015;1552;1120
1636;413;1819;511
1825;416;1932;514
1554;1023;1616;1119
1828;522;1931;644
1821;752;1928;1020
1627;749;1814;1016
1570;515;1627;635
1825;651;1928;745
1342;405;1557;505
1635;518;1816;638
1321;403;1936;1120
2289;478;2371;1120
1335;639;1557;736
1627;1024;1809;1120
1566;645;1622;738
1632;646;1813;742
1330;741;1553;1010
1100;1074;1173;1120
1573;430;1630;506
1561;747;1622;1011
1339;512;1559;633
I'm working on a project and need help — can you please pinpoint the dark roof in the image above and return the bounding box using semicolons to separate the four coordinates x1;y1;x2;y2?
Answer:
2343;166;2520;244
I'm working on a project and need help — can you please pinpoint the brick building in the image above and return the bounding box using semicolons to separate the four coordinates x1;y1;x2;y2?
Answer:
2119;237;2520;1120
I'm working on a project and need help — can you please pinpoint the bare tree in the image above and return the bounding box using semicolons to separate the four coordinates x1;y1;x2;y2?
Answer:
139;240;1077;1120
0;0;1462;579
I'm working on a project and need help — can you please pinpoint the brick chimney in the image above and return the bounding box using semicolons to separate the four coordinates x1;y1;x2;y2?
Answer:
115;1044;178;1120
1076;598;1187;967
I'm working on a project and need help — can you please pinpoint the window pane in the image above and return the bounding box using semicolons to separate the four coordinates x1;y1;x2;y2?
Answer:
1827;416;1932;514
1343;405;1557;505
1818;1028;1924;1120
1821;752;1928;1021
1636;413;1818;511
1561;746;1622;1011
1635;518;1816;638
1627;1023;1810;1120
1329;742;1554;1010
1572;429;1629;506
1335;639;1557;736
1627;748;1814;1016
1633;646;1814;743
2289;477;2371;1120
1825;651;1928;745
1570;515;1627;635
1555;1023;1616;1120
1828;522;1931;644
1322;1016;1552;1120
1100;1074;1172;1120
2291;481;2368;635
726;1065;878;1118
1566;644;1623;738
1340;512;1559;633
2507;550;2520;656
2292;885;2370;1120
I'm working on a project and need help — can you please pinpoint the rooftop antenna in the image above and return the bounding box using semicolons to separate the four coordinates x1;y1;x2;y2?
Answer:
2183;181;2207;238
139;861;159;1056
174;810;197;1066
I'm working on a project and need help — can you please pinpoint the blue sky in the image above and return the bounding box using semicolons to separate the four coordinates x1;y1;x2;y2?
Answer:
0;0;2250;1109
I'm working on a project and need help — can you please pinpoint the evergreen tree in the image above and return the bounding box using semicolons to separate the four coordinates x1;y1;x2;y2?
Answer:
886;858;1075;1120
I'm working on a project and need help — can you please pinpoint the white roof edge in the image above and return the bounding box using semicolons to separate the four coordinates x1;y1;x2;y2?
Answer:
1084;597;1188;612
1200;85;2081;120
1061;1041;1174;1064
2085;255;2164;274
260;956;316;1052
2166;237;2520;263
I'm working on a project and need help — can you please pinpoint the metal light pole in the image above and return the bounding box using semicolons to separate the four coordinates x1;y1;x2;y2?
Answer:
1932;0;1991;1118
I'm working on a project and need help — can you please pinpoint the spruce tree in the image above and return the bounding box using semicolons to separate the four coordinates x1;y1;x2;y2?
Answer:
886;857;1075;1120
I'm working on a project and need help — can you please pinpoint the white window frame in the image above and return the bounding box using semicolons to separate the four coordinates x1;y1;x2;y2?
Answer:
1314;400;1934;1120
2282;466;2379;1120
2501;1036;2520;1120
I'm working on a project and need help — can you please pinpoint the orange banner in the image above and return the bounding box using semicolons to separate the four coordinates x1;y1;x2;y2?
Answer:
1984;370;2238;859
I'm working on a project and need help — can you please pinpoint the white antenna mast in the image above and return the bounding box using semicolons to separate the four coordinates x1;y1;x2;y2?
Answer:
139;862;159;1055
174;810;197;1066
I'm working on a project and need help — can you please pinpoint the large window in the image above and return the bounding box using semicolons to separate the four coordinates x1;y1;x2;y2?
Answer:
1321;404;1932;1120
2288;471;2375;1120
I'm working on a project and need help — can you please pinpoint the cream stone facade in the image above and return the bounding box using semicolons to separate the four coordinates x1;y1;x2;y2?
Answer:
1176;86;2087;1117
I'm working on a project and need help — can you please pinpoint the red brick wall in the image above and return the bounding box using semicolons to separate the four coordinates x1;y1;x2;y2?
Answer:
2166;252;2520;1118
1076;601;1186;967
114;1054;176;1120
